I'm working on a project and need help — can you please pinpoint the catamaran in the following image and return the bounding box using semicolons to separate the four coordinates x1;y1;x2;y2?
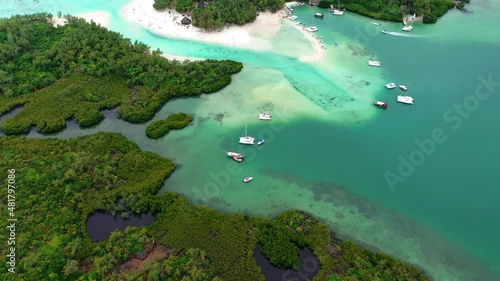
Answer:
259;113;272;120
239;124;255;144
368;60;381;67
397;90;414;104
385;82;396;89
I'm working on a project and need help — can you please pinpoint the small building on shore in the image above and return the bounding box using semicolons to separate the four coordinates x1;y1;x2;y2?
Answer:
197;1;209;8
181;16;192;25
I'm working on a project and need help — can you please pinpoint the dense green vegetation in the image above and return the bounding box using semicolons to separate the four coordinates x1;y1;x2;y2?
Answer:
154;0;459;29
313;0;456;23
1;11;431;281
146;112;193;139
154;0;285;31
0;14;242;134
0;133;431;280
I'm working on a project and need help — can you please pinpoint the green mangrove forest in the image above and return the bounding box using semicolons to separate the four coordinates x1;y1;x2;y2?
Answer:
320;0;457;23
0;133;431;280
152;0;463;30
0;14;242;135
146;112;193;139
0;13;431;281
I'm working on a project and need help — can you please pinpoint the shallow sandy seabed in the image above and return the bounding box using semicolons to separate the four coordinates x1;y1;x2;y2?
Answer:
120;0;324;62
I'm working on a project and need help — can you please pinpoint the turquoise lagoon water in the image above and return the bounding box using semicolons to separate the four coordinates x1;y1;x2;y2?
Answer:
2;1;500;280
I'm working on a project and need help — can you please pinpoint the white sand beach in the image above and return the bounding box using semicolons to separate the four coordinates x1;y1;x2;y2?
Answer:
121;0;280;51
291;24;325;63
120;0;324;62
49;0;324;63
76;11;111;28
49;11;111;28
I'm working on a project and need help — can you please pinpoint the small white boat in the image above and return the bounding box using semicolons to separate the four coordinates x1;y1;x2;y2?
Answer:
372;22;380;26
243;177;253;183
381;29;389;34
288;15;298;21
397;94;414;104
227;151;244;157
374;101;388;108
306;26;318;32
331;0;344;15
295;21;302;25
368;60;381;67
385;82;396;89
402;25;413;31
334;42;339;47
259;113;272;120
226;151;244;162
399;85;408;91
257;139;265;145
239;124;255;145
314;13;324;18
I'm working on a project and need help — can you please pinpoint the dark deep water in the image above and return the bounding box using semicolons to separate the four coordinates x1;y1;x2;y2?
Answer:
254;244;320;281
86;212;156;242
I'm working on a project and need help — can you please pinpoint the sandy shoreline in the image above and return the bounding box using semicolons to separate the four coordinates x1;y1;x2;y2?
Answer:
48;0;324;63
120;0;281;51
120;0;323;62
288;21;326;63
49;11;111;28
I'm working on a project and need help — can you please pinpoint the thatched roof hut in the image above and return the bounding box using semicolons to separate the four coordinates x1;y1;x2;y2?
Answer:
197;1;209;8
181;16;192;25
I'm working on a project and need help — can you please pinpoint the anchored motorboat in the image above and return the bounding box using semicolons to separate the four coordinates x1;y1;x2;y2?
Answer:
306;26;318;32
385;82;396;89
243;177;253;183
374;101;388;108
259;113;272;120
368;60;381;67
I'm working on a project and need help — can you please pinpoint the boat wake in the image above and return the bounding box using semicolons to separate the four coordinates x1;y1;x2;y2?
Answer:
385;31;426;38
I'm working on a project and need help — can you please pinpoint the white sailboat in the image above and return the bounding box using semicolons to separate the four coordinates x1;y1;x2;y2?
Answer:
239;124;255;144
332;1;344;15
